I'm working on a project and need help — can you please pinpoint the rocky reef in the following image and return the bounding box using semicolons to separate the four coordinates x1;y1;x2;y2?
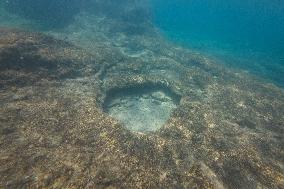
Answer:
0;26;284;189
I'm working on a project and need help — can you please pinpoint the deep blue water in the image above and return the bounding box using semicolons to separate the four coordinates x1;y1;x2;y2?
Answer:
151;0;284;87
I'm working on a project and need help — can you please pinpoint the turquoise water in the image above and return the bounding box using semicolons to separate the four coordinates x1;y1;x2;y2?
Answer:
152;0;284;87
1;1;284;188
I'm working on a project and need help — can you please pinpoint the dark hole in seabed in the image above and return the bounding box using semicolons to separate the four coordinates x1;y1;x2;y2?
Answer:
103;84;181;133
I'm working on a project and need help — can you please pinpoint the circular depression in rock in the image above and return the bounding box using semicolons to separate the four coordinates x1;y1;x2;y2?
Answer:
103;85;180;133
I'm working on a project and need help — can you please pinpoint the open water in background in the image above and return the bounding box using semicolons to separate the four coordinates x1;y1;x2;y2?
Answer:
151;0;284;87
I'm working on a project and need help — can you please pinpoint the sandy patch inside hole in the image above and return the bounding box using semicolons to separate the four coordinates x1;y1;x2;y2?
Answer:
103;86;180;133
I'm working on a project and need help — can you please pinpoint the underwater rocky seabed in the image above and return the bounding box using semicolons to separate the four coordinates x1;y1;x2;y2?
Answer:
0;6;284;189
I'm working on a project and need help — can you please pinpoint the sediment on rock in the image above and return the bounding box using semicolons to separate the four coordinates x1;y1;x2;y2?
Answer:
0;27;283;189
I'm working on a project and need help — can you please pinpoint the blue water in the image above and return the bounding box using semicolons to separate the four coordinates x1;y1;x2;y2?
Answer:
151;0;284;87
2;0;284;86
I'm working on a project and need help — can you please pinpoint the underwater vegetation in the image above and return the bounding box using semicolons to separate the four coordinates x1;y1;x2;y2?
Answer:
0;0;284;188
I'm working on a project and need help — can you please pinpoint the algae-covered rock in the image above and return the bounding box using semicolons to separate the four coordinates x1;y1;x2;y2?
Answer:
0;28;97;88
0;28;284;189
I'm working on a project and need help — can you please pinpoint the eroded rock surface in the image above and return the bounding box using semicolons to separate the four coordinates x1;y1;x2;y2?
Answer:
0;28;284;189
103;85;180;133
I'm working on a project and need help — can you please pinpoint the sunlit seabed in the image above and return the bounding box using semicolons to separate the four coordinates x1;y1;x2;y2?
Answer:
0;1;284;188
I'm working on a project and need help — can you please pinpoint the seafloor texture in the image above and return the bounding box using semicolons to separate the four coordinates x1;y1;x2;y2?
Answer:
1;1;284;187
103;87;180;133
1;26;284;189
